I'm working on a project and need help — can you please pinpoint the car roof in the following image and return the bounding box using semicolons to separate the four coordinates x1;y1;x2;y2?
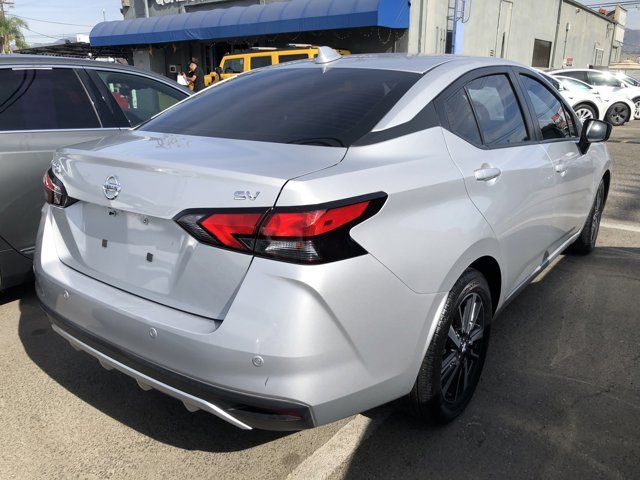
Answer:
0;54;180;85
274;53;521;74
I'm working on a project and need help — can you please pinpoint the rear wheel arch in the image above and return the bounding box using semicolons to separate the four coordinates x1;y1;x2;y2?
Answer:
468;256;502;314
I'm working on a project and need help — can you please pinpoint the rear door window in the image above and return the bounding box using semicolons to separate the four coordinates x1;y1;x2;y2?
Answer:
94;70;187;126
250;56;272;70
520;75;576;140
442;90;482;145
0;68;100;131
278;54;309;63
141;67;420;147
465;74;529;146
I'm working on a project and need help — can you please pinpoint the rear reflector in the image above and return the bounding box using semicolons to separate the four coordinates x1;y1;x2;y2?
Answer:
176;193;386;264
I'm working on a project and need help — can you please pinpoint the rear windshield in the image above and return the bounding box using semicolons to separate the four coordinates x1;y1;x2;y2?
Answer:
140;67;420;147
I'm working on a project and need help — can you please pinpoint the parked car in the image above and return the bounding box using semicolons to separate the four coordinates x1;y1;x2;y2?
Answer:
550;68;640;120
0;55;191;291
204;44;350;85
36;50;612;431
543;73;634;126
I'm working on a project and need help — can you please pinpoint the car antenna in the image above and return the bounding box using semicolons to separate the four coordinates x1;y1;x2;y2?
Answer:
315;46;341;65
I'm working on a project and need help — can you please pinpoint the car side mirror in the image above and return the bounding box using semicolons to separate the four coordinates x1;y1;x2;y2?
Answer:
579;119;612;154
215;66;222;75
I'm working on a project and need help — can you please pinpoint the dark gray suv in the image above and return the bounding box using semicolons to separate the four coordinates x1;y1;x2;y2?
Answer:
0;55;190;290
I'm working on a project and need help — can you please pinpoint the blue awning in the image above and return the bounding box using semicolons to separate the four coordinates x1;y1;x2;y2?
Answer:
90;0;410;47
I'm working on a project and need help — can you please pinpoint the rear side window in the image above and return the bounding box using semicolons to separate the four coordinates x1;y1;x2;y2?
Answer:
222;58;244;73
250;56;272;70
520;75;576;140
466;75;529;146
561;71;589;83
278;54;309;63
442;90;482;145
95;70;186;126
0;68;100;131
141;68;420;147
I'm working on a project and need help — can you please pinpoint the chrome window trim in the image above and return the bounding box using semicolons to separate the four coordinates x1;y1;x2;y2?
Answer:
72;68;103;128
0;127;122;135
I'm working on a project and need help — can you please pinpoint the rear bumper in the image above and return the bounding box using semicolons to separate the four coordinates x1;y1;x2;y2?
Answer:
35;205;445;430
42;301;313;431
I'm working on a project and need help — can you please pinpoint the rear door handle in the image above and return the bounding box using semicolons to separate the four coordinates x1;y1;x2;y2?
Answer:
474;166;502;182
555;163;568;175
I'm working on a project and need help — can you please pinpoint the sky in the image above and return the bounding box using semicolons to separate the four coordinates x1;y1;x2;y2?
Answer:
7;0;122;45
5;0;640;46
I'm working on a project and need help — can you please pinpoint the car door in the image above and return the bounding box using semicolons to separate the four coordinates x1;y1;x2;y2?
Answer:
86;68;189;127
437;69;558;292
518;72;594;246
0;66;122;259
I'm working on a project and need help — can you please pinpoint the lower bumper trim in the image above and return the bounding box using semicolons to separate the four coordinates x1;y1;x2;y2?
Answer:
41;301;315;431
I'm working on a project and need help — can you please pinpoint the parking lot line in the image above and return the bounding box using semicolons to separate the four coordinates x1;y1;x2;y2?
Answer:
286;411;391;480
601;221;640;233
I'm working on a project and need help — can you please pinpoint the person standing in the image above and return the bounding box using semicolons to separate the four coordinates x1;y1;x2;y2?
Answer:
182;61;205;92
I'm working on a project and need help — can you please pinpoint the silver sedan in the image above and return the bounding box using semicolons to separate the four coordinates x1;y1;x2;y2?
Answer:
35;50;612;431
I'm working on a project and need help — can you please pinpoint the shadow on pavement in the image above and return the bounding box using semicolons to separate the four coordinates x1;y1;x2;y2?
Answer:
342;246;640;479
17;285;287;452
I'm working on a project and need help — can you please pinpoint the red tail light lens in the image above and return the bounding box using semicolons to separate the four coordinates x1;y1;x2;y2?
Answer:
175;193;386;264
43;168;77;208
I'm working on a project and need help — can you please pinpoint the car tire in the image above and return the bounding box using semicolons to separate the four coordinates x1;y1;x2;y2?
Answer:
633;97;640;120
408;268;492;425
606;103;631;126
567;179;606;255
574;103;596;123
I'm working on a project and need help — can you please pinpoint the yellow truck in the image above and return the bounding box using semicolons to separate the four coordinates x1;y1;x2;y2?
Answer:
204;45;350;86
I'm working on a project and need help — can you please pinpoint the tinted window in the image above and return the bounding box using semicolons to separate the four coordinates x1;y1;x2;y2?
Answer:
223;58;244;74
0;68;99;131
443;90;482;145
561;71;589;83
532;39;552;68
588;72;624;88
250;56;272;70
141;68;420;147
95;71;186;126
520;75;575;140
279;54;309;63
466;75;529;146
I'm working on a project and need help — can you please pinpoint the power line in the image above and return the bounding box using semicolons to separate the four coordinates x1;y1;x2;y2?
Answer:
7;13;93;28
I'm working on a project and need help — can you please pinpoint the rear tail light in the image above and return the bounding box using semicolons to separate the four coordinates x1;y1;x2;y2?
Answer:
176;193;386;264
43;168;77;208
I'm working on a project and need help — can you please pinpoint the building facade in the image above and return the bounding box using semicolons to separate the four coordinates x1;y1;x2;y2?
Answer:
91;0;626;79
408;0;626;70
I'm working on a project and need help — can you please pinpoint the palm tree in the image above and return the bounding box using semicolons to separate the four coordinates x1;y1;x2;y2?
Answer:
0;16;28;54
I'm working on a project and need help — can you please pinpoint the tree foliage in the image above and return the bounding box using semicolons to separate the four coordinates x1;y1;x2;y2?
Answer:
0;16;28;53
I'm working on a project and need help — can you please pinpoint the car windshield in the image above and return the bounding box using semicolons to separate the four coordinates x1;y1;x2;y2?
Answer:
140;67;421;147
560;77;593;92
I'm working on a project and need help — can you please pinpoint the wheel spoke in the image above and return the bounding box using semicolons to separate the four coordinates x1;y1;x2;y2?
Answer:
463;357;470;391
448;325;462;349
468;326;484;344
442;361;460;396
441;351;457;376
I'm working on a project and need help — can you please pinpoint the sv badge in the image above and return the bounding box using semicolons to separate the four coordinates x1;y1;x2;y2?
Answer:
234;190;261;201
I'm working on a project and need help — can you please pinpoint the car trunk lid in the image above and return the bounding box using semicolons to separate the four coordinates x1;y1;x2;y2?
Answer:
50;131;345;319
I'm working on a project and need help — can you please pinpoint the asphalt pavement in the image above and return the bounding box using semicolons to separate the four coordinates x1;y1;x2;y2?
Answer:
1;123;639;480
